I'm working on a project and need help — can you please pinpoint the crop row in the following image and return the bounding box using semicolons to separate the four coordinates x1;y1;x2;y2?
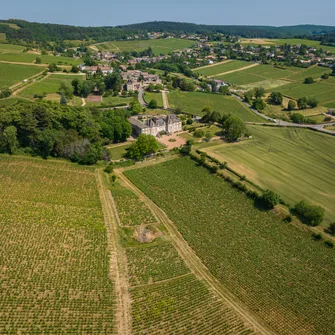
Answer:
126;243;190;286
125;157;335;335
111;182;157;226
0;158;116;334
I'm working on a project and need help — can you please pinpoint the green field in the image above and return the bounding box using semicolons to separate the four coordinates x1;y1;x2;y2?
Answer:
203;126;335;224
0;33;6;41
144;91;164;107
278;76;335;107
0;43;25;53
0;62;43;89
112;177;259;335
17;74;86;101
195;60;250;77
168;90;267;122
125;157;335;335
94;38;195;55
108;143;131;160
87;95;133;107
0;156;115;333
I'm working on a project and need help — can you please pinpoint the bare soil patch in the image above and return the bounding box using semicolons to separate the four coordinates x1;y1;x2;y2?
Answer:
158;133;186;150
135;225;162;243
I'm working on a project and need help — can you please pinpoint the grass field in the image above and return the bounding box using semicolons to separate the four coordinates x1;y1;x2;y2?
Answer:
202;125;335;224
87;95;133;107
108;144;131;160
17;74;86;101
0;156;115;333
144;91;164;107
0;62;43;89
195;60;250;77
0;33;6;41
93;38;195;55
168;90;267;122
125;157;335;335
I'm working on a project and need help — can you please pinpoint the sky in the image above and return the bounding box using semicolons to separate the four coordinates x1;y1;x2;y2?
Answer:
1;0;335;27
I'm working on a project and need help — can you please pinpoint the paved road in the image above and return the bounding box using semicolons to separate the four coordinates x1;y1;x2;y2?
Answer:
233;94;335;135
138;87;147;107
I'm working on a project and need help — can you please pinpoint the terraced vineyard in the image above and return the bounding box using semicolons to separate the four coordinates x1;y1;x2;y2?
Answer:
125;157;335;335
110;178;261;335
0;156;116;334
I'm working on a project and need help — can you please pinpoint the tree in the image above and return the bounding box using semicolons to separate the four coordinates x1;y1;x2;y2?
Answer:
307;97;318;108
269;92;283;105
148;99;158;109
147;84;155;92
254;87;265;99
35;56;42;64
126;134;159;160
223;116;246;142
321;73;329;80
59;82;74;99
218;85;231;95
252;98;266;111
244;90;253;103
294;200;325;226
205;132;213;142
0;88;12;99
1;126;18;154
193;129;205;138
70;65;79;73
261;190;280;209
327;222;335;236
129;99;142;114
298;97;308;109
60;93;67;105
111;174;117;184
287;100;296;111
48;63;60;72
291;113;305;124
304;77;315;84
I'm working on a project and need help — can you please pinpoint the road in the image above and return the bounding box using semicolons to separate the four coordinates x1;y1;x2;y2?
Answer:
138;87;147;107
162;90;169;109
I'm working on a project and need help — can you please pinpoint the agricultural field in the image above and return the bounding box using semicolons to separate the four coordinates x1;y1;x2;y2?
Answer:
195;60;251;77
167;90;267;122
111;180;157;227
202;126;335;224
0;156;116;333
277;76;335;107
93;38;195;55
111;175;260;335
17;73;86;102
0;62;43;89
87;95;133;107
125;157;335;335
144;91;164;107
0;33;6;41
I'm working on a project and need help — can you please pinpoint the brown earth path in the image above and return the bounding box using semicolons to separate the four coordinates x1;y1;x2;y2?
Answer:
96;170;132;335
212;62;260;77
195;59;233;71
162;90;169;109
115;167;279;335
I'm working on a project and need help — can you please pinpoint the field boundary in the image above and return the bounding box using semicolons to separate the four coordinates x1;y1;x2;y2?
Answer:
116;169;278;335
96;170;132;335
195;60;233;71
212;62;260;77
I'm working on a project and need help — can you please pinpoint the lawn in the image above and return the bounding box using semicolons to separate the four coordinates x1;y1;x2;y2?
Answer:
125;157;335;335
195;60;250;77
87;95;133;107
167;90;267;122
0;156;115;333
108;143;131;160
17;74;86;100
203;125;335;224
93;38;195;55
144;91;163;107
0;63;44;89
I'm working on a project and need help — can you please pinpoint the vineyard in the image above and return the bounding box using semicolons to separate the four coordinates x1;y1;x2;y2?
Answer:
110;175;260;335
0;156;116;334
125;157;335;335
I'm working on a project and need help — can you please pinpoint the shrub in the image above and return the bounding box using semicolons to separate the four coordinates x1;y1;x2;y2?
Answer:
283;215;292;223
326;222;335;236
269;92;283;105
104;165;114;174
293;200;325;226
193;129;205;138
312;233;322;241
304;77;315;84
324;241;334;248
261;190;280;209
287;100;296;111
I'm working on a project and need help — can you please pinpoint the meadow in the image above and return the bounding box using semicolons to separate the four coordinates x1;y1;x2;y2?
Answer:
108;143;131;160
203;125;335;224
0;156;116;333
0;63;43;88
125;157;335;335
195;60;250;77
144;91;164;107
167;90;267;122
93;38;195;55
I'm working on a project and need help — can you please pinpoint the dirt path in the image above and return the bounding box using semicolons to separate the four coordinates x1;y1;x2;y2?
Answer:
115;171;278;335
162;90;169;109
10;69;46;90
12;73;51;97
212;62;260;77
195;60;233;71
96;171;132;335
0;60;46;67
81;98;86;107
